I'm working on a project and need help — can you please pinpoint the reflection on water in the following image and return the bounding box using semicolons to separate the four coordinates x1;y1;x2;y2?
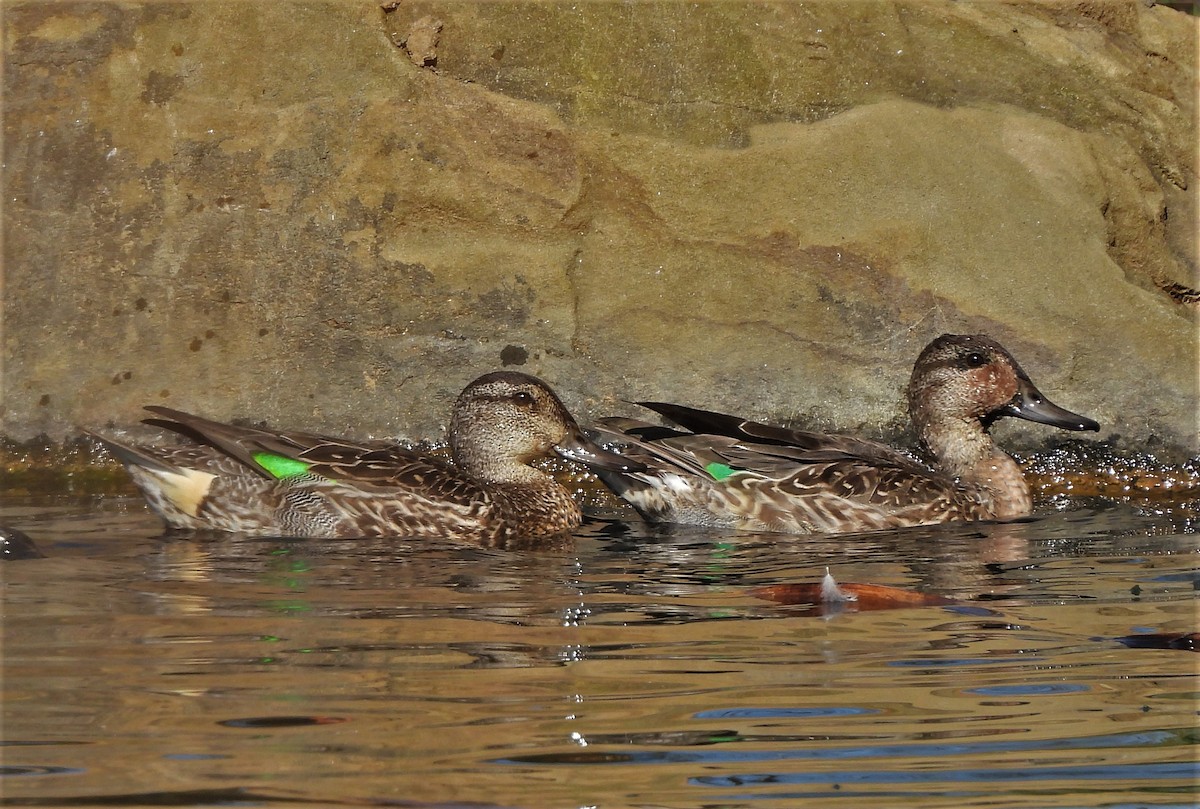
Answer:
1;494;1196;808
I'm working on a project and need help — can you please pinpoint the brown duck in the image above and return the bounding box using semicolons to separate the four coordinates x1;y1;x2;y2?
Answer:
583;334;1100;534
92;371;638;545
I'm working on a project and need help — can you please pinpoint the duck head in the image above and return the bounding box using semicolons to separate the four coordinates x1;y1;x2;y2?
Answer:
450;371;640;482
906;334;1099;450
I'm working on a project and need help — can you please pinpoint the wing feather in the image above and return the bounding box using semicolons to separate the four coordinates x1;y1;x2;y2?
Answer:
589;402;983;532
142;406;490;507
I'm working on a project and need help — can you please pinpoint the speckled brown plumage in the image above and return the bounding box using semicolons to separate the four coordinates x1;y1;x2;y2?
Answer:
91;372;636;546
585;334;1100;535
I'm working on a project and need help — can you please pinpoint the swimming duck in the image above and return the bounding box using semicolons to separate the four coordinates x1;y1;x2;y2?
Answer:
92;371;638;545
582;334;1100;534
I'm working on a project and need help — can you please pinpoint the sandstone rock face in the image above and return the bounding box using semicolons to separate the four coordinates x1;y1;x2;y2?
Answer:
3;2;1196;456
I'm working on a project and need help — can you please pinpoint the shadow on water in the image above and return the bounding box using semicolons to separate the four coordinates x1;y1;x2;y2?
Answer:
1;485;1196;808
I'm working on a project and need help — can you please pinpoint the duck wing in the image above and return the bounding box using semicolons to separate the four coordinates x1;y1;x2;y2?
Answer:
636;401;927;471
591;407;974;531
707;440;961;513
593;417;731;479
142;406;486;504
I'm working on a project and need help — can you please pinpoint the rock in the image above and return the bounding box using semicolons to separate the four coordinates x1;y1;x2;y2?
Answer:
2;2;1195;461
397;15;442;68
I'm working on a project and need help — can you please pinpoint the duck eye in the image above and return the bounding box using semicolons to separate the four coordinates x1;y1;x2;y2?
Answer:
512;390;535;406
964;351;988;368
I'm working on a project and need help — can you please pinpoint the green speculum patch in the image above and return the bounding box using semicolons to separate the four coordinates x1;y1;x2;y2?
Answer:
253;452;312;480
705;462;737;482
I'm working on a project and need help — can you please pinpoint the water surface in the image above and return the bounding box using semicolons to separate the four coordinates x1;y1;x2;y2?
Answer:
2;494;1196;808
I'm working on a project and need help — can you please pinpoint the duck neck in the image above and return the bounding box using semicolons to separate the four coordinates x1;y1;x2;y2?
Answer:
490;476;583;534
459;451;545;487
918;416;1032;519
454;449;583;534
450;421;539;486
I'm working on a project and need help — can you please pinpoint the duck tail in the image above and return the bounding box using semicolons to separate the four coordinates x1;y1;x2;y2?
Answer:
636;401;749;437
89;432;217;520
87;431;175;474
141;406;270;473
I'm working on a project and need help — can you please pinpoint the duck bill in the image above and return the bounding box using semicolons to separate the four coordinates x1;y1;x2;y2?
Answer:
555;428;646;473
1002;376;1100;432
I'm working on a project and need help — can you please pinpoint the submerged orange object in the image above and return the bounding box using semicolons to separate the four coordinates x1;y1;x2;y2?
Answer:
751;569;955;611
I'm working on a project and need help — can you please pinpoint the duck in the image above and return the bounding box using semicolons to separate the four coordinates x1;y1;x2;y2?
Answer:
91;371;639;546
580;334;1100;534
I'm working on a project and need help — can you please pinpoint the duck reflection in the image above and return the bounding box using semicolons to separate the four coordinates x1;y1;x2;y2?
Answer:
138;503;1152;633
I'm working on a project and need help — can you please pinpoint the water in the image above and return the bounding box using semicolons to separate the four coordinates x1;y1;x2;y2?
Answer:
2;492;1197;808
